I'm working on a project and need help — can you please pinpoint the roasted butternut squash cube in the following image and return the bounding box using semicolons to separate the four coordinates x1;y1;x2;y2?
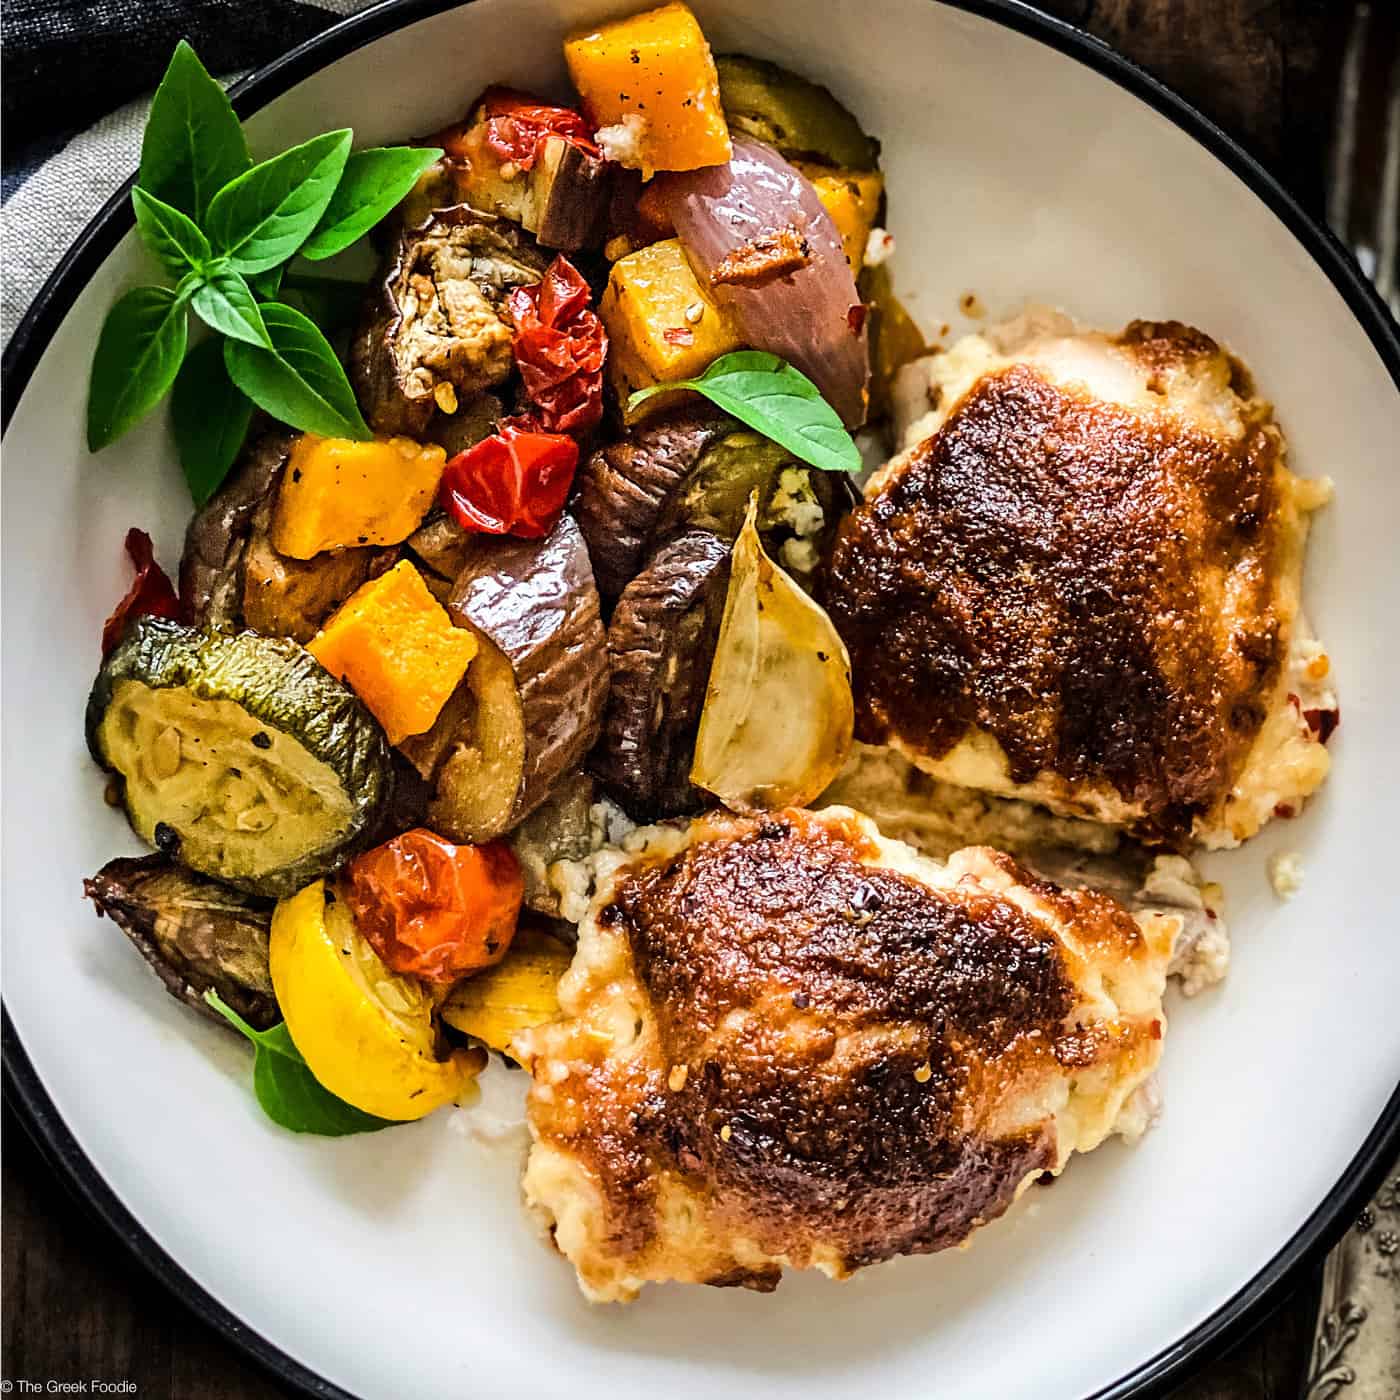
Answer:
601;238;741;397
309;561;477;745
564;2;731;178
797;164;884;272
272;434;447;561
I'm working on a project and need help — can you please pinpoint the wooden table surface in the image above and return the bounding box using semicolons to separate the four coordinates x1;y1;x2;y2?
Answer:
0;2;1360;1397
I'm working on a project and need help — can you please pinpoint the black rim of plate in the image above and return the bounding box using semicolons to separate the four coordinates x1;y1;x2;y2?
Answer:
3;1;1399;1397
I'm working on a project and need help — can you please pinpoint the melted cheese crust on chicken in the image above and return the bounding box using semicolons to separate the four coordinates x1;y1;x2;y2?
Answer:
826;312;1334;847
517;806;1173;1302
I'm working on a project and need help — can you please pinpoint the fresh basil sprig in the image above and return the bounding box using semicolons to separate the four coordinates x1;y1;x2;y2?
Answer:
225;302;372;440
172;339;254;506
87;39;442;504
627;351;862;474
204;990;396;1137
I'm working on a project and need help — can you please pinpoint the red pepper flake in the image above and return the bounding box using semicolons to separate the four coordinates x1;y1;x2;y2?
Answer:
1304;707;1340;744
101;528;183;655
1150;1019;1162;1041
1274;803;1297;820
439;420;580;539
847;303;868;336
508;255;608;434
478;87;599;172
663;326;695;346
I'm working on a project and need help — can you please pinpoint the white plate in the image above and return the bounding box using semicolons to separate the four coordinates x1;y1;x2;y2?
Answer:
4;3;1399;1398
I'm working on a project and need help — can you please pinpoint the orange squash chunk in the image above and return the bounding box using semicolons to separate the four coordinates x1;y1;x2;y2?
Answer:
564;3;731;178
600;238;741;398
309;561;477;745
796;164;884;272
272;434;447;560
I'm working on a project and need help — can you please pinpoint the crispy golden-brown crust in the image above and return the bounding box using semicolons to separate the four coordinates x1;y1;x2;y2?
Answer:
520;807;1171;1300
825;323;1298;844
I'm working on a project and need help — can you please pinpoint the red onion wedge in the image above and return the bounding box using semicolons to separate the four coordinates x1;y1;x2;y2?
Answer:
657;139;870;428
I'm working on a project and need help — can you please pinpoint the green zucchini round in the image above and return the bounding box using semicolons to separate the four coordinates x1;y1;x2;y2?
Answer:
716;55;878;171
87;618;393;897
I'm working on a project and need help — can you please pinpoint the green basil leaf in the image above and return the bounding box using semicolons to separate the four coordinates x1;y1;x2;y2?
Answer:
628;351;862;474
205;130;353;274
223;300;371;440
172;338;254;505
131;187;213;280
204;992;395;1136
280;272;368;337
86;285;190;451
138;40;251;223
248;265;284;299
299;146;444;260
190;268;272;348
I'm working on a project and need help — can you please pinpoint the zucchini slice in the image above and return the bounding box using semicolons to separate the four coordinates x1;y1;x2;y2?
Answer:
716;55;878;170
87;618;393;897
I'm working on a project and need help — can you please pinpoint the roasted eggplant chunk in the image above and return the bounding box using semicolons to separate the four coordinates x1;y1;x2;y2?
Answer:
404;512;476;593
574;408;733;597
351;206;545;437
84;855;277;1030
242;532;394;644
428;390;506;459
180;431;293;628
716;55;878;170
180;430;393;641
574;410;853;597
88;619;393;897
399;516;609;842
408;105;612;251
592;530;730;818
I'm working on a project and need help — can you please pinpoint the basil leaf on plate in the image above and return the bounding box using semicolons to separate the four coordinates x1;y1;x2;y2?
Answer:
205;130;353;275
248;265;285;299
131;187;213;280
205;991;395;1136
87;285;191;451
280;272;370;336
172;338;254;506
299;146;444;261
190;268;273;348
628;351;862;474
223;300;371;440
138;40;251;223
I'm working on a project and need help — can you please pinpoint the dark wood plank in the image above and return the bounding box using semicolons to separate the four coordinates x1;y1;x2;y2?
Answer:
1037;0;1343;214
2;1098;292;1398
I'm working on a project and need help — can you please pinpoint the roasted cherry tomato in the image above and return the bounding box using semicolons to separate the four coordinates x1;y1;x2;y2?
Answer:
479;87;599;171
439;421;579;538
101;528;183;655
508;256;608;435
345;829;524;985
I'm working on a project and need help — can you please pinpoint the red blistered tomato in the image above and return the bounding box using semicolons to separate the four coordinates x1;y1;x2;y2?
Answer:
439;420;579;538
101;528;183;656
478;87;599;171
345;829;524;985
508;255;607;435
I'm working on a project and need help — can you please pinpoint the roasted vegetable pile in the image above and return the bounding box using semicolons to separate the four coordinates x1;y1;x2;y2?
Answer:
84;2;911;1136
